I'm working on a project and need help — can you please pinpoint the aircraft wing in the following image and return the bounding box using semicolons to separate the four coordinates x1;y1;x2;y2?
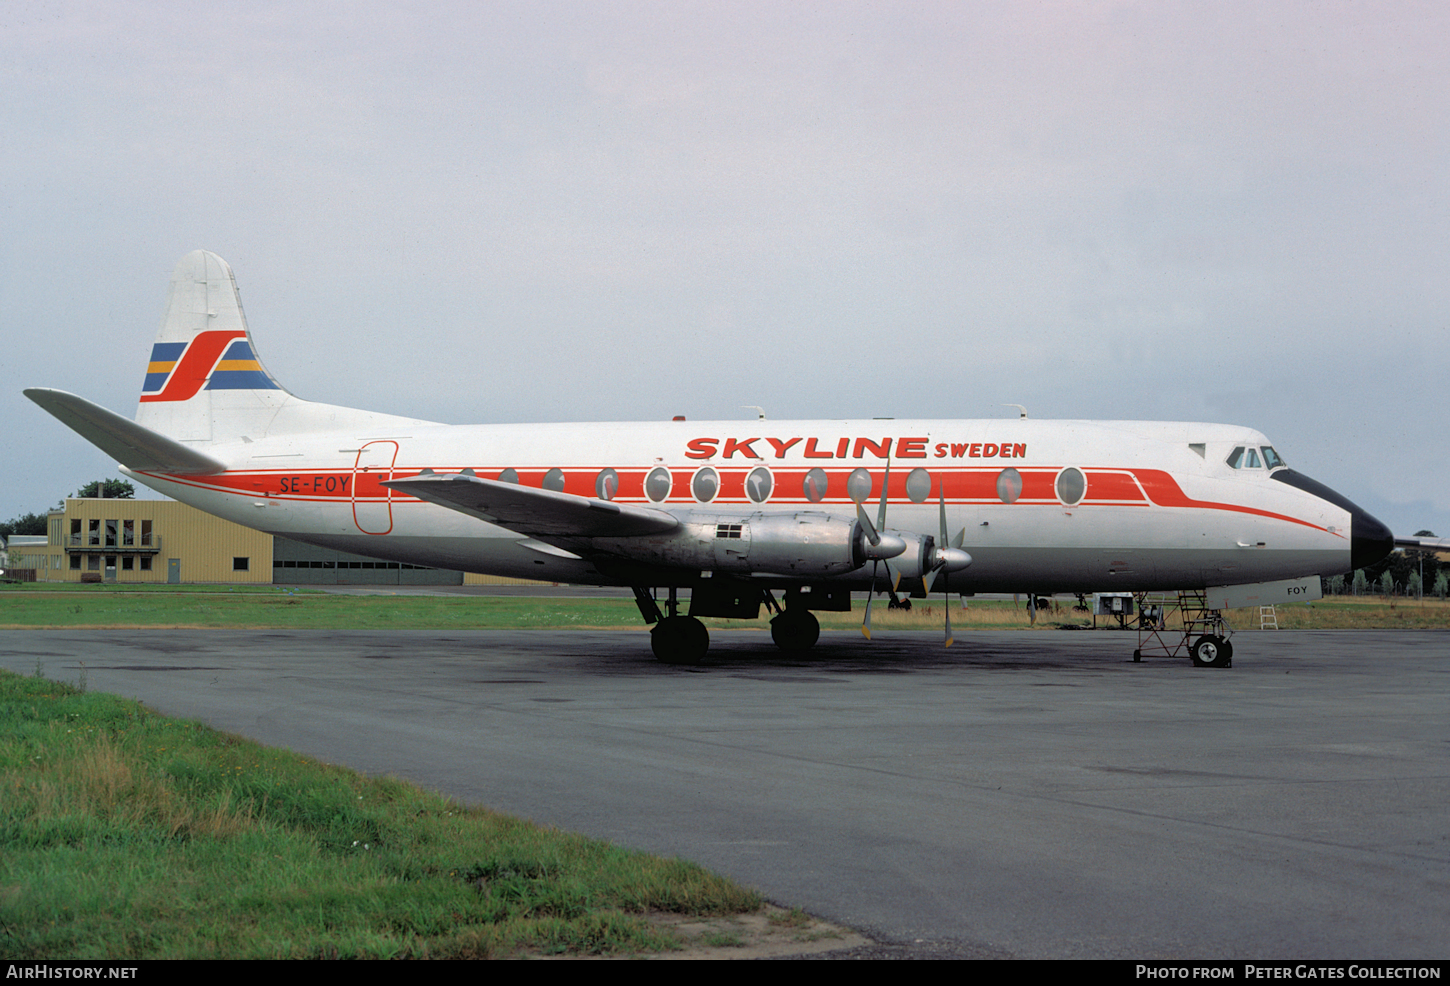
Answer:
1395;535;1450;553
25;388;226;475
383;473;680;538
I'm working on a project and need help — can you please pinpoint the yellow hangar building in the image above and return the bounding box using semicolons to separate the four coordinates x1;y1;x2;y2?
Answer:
7;497;524;586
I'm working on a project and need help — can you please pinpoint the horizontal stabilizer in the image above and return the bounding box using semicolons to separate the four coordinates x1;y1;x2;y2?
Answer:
384;473;680;538
25;388;225;475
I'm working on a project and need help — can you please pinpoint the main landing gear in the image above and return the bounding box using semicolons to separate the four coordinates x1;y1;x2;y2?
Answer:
635;586;710;666
769;608;820;653
632;584;829;665
651;614;710;666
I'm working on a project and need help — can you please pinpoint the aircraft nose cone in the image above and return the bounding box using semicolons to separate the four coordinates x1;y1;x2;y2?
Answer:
1271;468;1394;571
1351;506;1395;571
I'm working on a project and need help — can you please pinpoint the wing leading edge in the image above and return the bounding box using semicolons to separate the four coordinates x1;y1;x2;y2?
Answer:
382;473;680;538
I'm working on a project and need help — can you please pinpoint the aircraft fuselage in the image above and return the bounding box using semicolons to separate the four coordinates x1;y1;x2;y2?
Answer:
124;416;1370;594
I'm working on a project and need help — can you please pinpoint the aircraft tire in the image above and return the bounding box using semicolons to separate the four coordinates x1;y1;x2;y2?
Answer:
651;616;709;666
1190;635;1232;669
770;610;820;653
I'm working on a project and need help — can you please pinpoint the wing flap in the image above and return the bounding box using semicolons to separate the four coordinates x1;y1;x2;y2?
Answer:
25;388;226;475
383;473;680;538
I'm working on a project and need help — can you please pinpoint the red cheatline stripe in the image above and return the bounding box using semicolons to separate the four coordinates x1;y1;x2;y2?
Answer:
1131;469;1335;535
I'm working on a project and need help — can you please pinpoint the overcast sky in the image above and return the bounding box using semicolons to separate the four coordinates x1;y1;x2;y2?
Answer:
4;1;1447;541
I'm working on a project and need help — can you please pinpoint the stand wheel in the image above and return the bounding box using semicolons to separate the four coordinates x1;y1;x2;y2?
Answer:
1190;635;1232;669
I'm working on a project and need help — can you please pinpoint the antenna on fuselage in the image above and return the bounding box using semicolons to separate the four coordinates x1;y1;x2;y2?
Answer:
742;405;767;420
1002;404;1028;419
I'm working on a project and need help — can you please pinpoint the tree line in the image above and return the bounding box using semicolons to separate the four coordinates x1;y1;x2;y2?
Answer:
1325;530;1447;599
0;479;134;538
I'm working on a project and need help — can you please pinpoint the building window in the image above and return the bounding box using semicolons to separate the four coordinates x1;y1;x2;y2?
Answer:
123;520;134;546
139;557;152;571
233;557;250;572
140;520;152;546
70;554;82;571
122;556;134;571
88;555;100;571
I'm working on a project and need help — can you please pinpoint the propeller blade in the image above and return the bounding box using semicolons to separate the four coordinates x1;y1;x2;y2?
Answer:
876;458;891;533
939;480;950;548
862;561;878;639
926;481;949;594
856;503;881;546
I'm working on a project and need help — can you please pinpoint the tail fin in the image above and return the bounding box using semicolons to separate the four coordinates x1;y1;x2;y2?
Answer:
133;251;436;446
134;250;289;442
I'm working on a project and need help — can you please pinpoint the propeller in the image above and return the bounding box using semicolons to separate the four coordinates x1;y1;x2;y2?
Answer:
861;459;905;639
861;463;971;644
925;483;972;647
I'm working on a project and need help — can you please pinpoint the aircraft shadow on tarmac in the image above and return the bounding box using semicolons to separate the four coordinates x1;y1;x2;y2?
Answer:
478;629;1158;677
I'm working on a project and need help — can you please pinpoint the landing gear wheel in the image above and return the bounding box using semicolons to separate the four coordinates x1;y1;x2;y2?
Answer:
770;610;820;653
651;615;710;666
1190;635;1232;669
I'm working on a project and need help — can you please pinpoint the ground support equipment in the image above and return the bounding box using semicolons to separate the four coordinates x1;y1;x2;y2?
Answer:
1131;590;1234;668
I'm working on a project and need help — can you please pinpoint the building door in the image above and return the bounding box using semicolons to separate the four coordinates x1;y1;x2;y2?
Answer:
167;558;181;584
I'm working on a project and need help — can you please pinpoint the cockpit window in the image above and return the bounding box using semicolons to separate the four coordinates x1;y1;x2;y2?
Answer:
1229;445;1285;471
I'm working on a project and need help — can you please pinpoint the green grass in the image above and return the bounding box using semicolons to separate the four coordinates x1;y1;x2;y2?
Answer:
0;586;648;630
0;669;762;959
4;582;1450;630
0;582;306;593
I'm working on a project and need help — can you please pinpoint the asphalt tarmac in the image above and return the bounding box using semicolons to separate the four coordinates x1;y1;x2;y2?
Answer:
4;628;1446;959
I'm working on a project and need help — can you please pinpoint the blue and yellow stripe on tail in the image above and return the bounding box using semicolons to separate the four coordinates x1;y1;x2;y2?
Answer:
141;342;187;395
206;340;279;390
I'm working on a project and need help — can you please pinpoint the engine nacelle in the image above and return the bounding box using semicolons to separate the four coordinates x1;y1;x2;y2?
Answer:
878;531;972;580
877;531;925;579
595;510;875;576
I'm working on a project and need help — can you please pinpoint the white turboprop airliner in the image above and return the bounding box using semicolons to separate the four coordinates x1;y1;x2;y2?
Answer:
27;250;1396;666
